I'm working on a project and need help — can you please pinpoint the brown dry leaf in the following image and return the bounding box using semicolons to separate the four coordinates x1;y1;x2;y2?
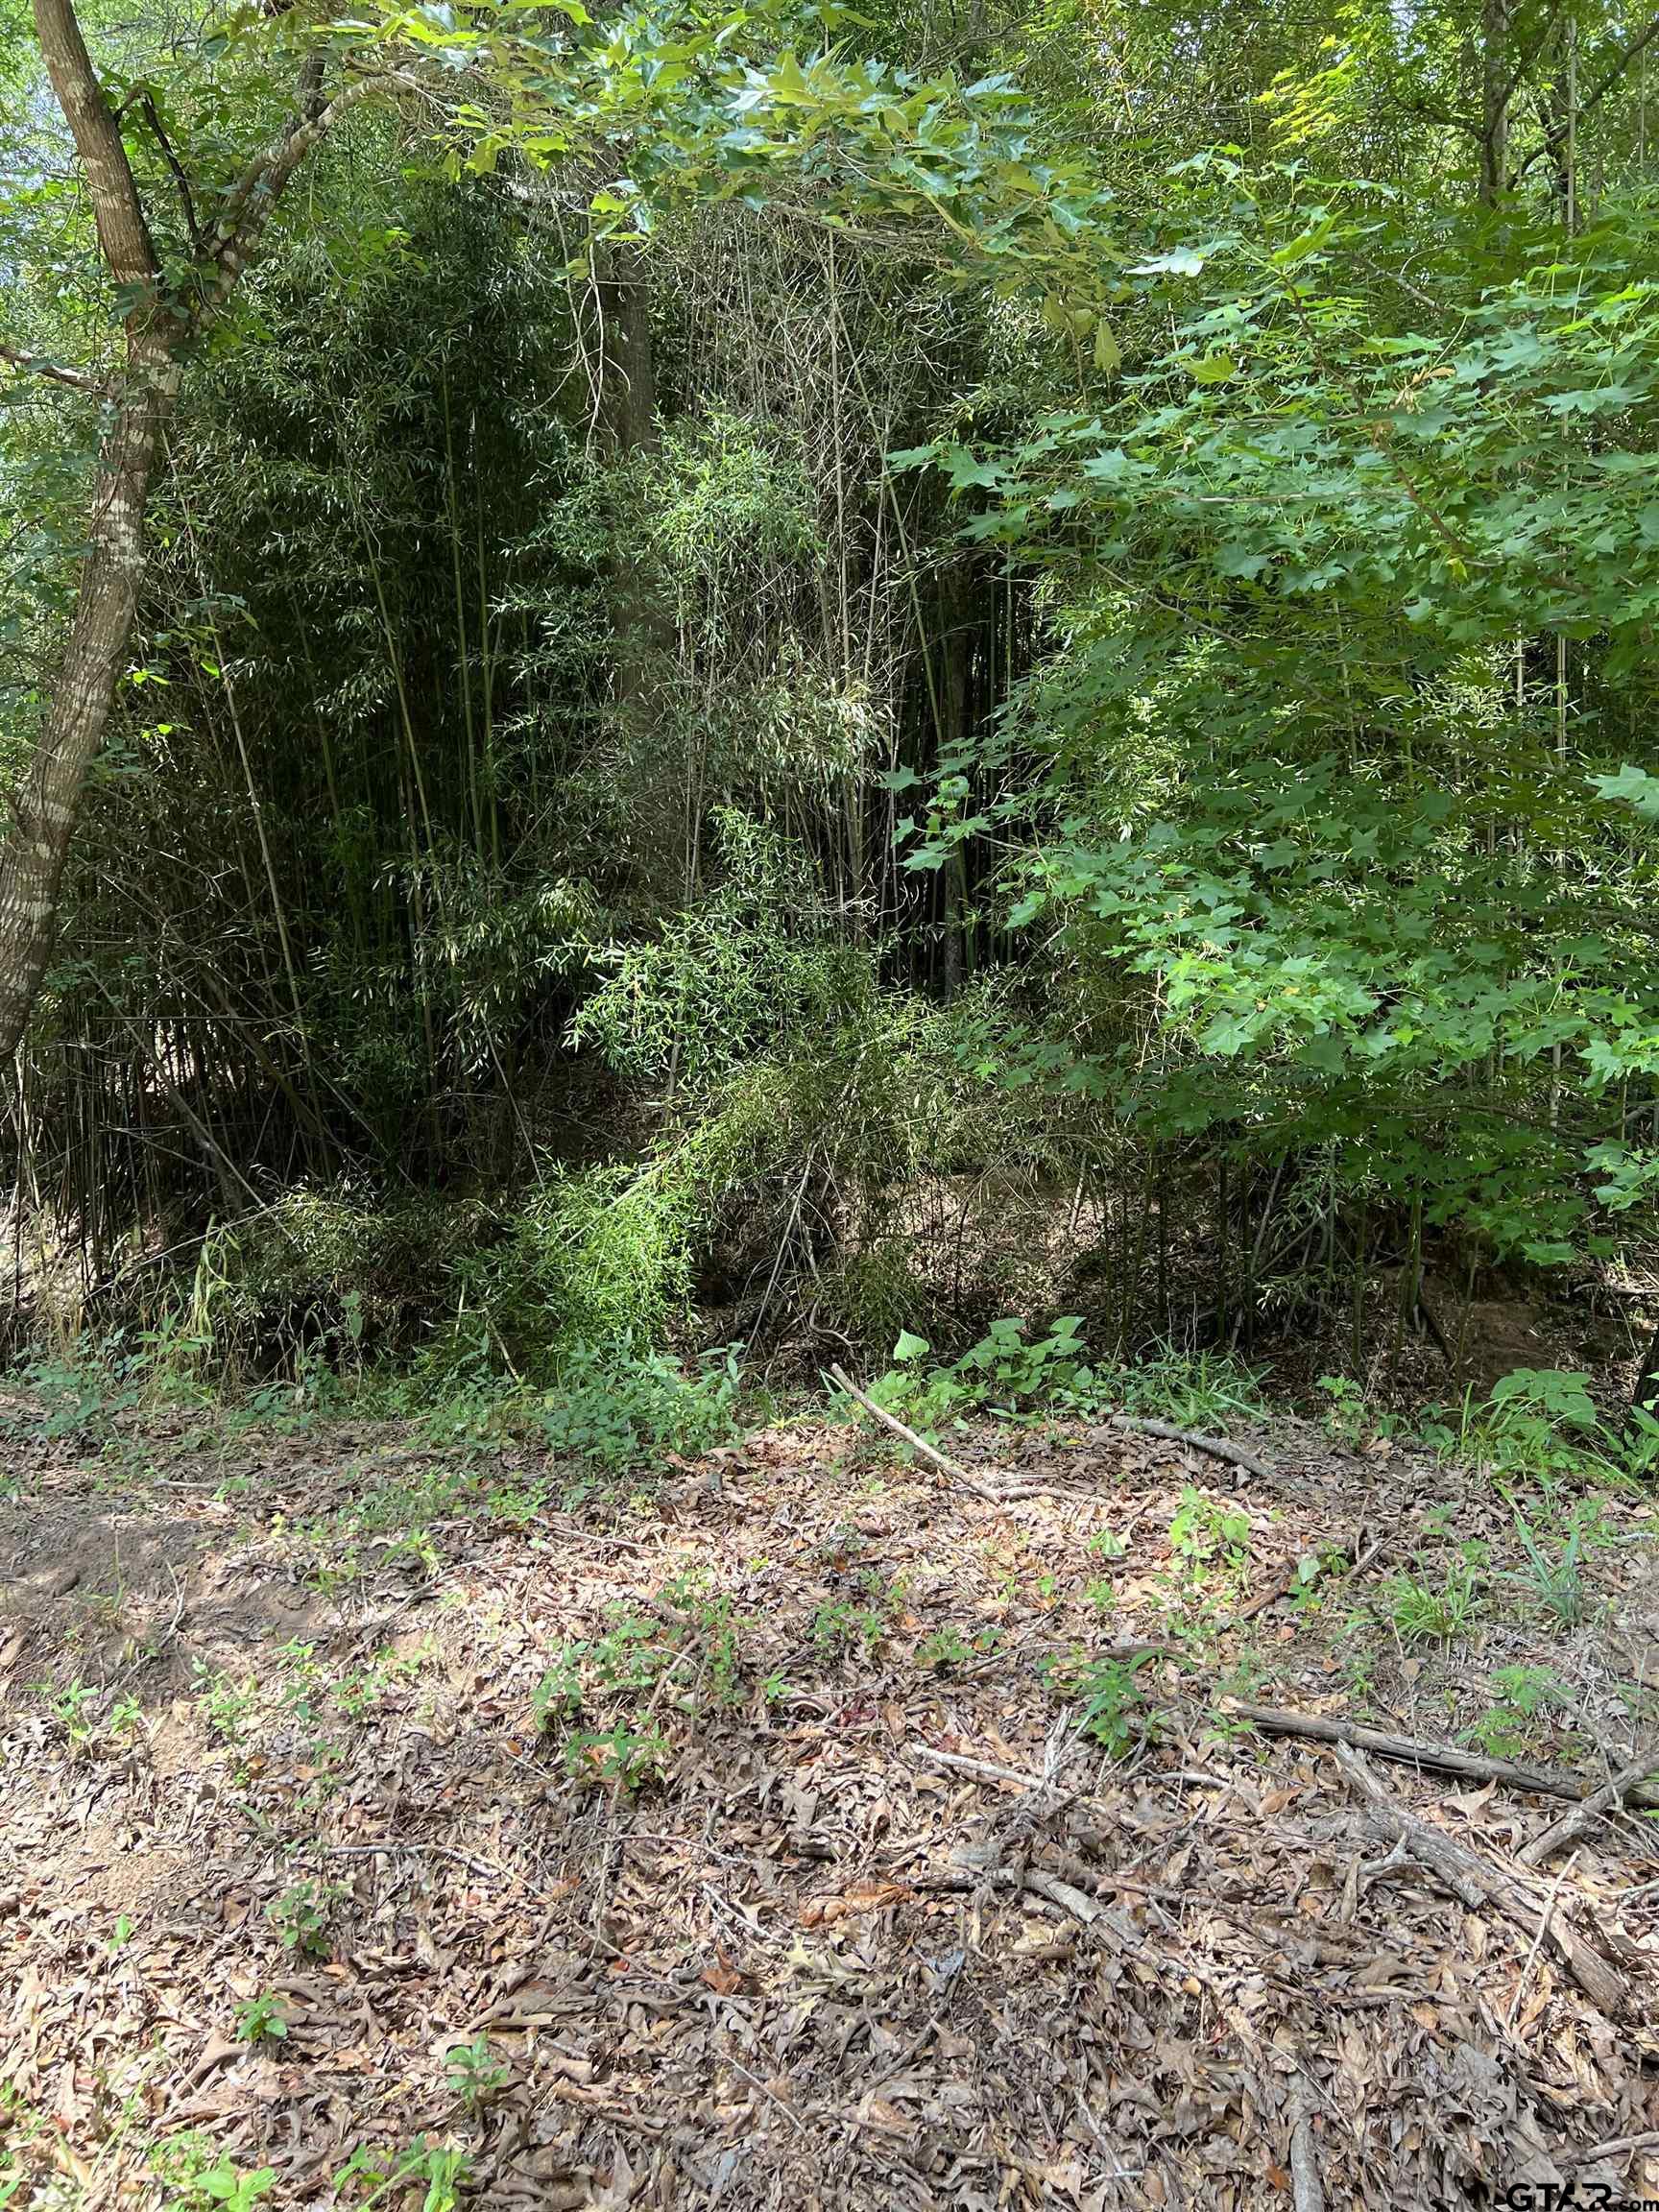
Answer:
1515;1961;1555;2032
41;2130;93;2189
802;1880;910;1927
1445;1781;1498;1818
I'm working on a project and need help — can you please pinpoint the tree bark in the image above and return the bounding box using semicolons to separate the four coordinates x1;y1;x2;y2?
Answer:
0;0;406;1056
595;243;660;462
592;241;674;832
0;0;176;1056
0;341;177;1054
1479;0;1509;204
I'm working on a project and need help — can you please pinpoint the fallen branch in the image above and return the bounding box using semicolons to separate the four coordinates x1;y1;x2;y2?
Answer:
909;1704;1163;1800
1560;2129;1659;2169
828;1365;1007;1503
1288;2078;1325;2212
1334;1743;1629;2019
1092;1415;1274;1480
1022;1865;1104;1924
1505;1848;1580;2027
325;1839;506;1883
1225;1701;1595;1803
1518;1750;1659;1867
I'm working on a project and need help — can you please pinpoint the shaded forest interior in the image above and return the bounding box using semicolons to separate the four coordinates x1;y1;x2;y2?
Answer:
8;0;1659;1412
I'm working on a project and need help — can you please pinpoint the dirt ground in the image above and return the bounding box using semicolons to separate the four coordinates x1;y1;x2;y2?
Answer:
2;1393;1658;2209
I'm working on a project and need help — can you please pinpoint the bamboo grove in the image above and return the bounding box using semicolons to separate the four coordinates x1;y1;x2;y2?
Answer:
5;0;1659;1389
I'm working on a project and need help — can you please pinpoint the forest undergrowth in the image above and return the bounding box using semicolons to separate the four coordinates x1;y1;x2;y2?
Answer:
12;0;1659;2199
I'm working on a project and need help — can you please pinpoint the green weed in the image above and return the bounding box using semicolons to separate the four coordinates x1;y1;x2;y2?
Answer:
1118;1348;1268;1431
150;2134;276;2212
564;1720;670;1792
232;1992;288;2046
1164;1486;1253;1609
1464;1664;1572;1758
266;1879;340;1959
864;1314;1094;1429
1382;1553;1484;1646
445;2033;508;2112
44;1677;100;1751
916;1625;967;1671
333;2139;469;2211
534;1338;742;1472
1046;1648;1156;1761
811;1571;902;1656
193;1662;259;1746
1510;1508;1591;1627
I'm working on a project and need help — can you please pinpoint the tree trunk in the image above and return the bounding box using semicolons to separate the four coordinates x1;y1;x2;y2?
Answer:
0;0;175;1056
0;0;400;1055
1479;0;1509;204
595;243;660;461
0;340;176;1054
1633;1318;1659;1417
593;242;673;776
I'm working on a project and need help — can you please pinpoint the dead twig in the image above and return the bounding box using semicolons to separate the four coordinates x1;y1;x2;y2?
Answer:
828;1365;1007;1504
325;1839;506;1883
1022;1865;1104;1924
1288;2077;1325;2212
1094;1415;1274;1480
1559;2129;1659;2169
1518;1751;1659;1866
908;1702;1163;1800
1226;1701;1632;1804
1505;1848;1580;2026
1334;1743;1629;2019
912;1743;1083;1802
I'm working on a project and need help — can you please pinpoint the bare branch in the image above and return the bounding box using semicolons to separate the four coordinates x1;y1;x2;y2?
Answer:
135;91;204;252
0;337;102;393
1491;0;1570;136
1577;9;1659;123
203;67;425;302
1517;10;1659;178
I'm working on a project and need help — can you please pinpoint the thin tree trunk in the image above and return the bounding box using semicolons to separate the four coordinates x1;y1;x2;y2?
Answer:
0;0;402;1054
0;0;176;1055
592;240;669;761
0;350;176;1056
1479;0;1510;203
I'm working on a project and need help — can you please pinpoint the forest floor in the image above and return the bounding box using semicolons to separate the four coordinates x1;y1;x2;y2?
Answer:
2;1391;1658;2210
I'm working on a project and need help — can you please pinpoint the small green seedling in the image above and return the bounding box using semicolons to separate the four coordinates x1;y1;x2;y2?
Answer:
1165;1487;1252;1611
335;2139;470;2212
192;1661;258;1745
1382;1553;1483;1646
917;1626;971;1671
445;2032;508;2112
266;1879;338;1958
1046;1648;1156;1762
47;1678;99;1750
1511;1508;1589;1627
565;1721;670;1792
184;2156;276;2210
233;1992;288;2046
